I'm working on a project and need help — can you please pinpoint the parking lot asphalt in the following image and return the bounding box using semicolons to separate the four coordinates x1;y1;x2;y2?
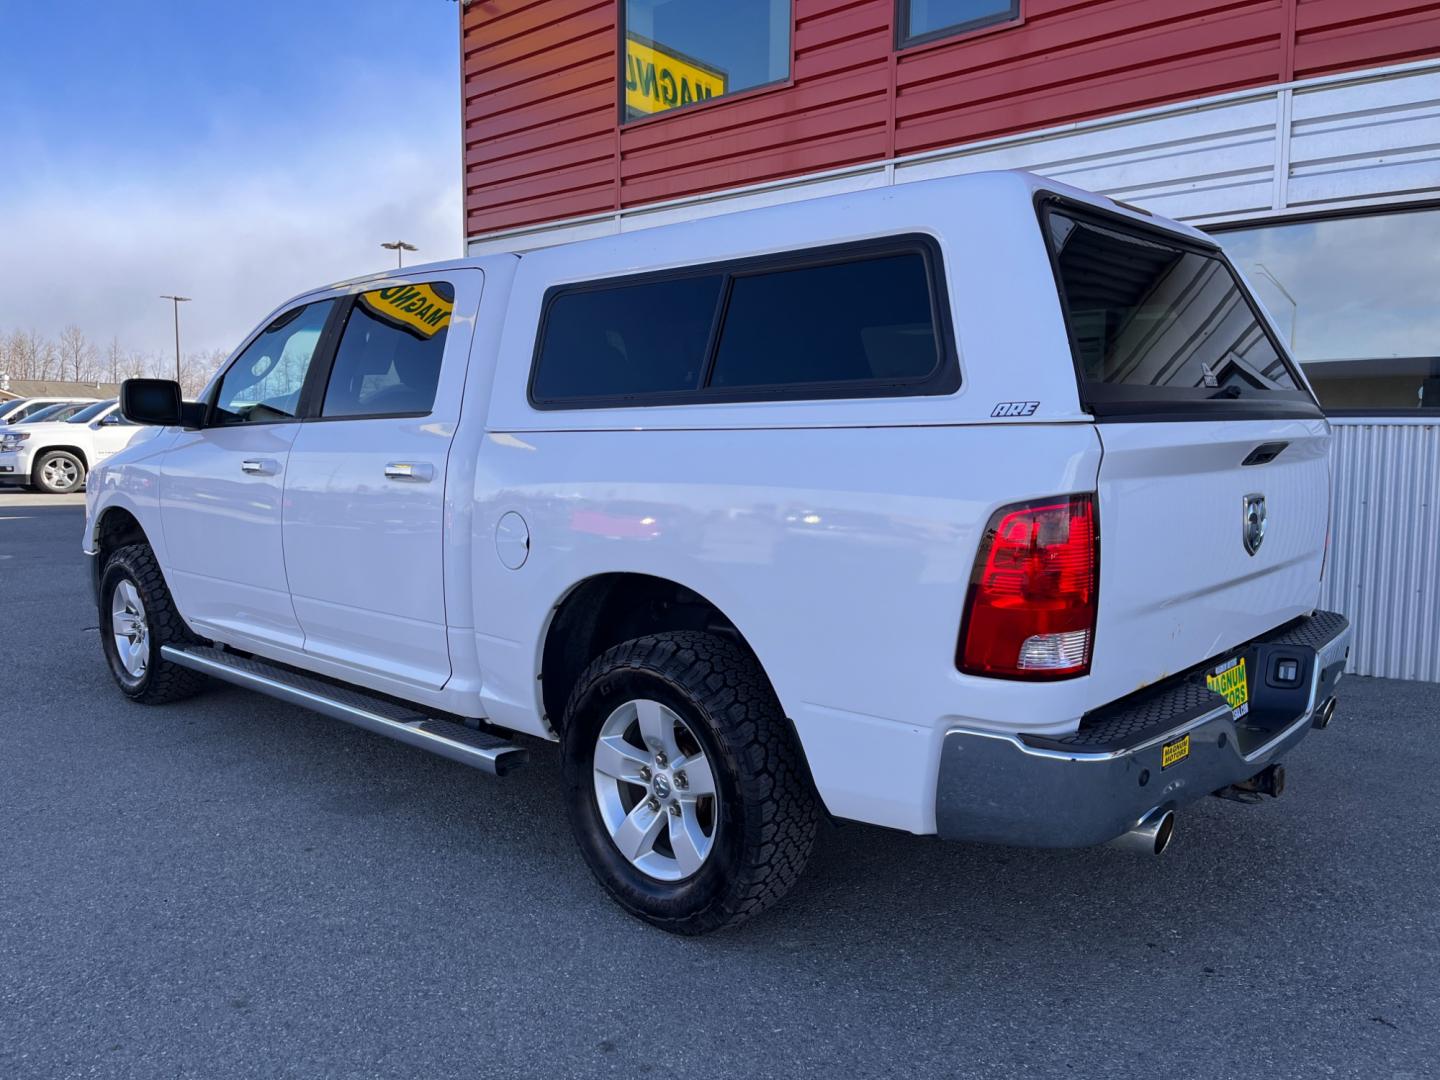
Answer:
2;493;1437;1080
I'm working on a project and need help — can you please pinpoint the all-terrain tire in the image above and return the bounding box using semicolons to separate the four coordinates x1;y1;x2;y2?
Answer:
560;631;819;934
99;543;209;704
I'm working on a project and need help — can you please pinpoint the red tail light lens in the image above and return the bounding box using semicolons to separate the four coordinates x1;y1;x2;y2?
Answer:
958;494;1098;680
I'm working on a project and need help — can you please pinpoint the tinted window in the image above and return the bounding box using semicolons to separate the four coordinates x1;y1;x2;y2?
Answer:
532;275;722;402
322;283;454;418
899;0;1019;47
709;254;939;389
17;404;67;423
1047;209;1314;414
68;401;114;424
213;301;335;424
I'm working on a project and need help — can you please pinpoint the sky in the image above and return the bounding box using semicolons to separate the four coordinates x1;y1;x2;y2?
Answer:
0;0;461;360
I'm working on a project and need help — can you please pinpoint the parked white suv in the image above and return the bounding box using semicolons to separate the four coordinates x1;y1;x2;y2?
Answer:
0;400;147;494
0;396;97;425
84;171;1350;933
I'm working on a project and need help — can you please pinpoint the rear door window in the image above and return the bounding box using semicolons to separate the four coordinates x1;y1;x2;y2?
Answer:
322;283;454;418
1045;206;1320;419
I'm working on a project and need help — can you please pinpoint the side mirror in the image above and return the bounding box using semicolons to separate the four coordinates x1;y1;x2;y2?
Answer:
120;379;206;427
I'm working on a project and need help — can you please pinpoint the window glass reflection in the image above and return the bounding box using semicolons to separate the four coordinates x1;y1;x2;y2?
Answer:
1219;209;1440;411
623;0;790;120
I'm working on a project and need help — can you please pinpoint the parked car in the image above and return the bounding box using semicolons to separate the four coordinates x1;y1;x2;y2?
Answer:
84;171;1350;934
0;396;97;425
0;400;147;493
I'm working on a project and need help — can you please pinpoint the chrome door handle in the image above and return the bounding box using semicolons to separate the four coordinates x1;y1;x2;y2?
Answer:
384;462;434;482
240;458;279;476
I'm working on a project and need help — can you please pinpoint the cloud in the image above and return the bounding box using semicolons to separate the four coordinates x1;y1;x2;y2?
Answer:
0;113;460;360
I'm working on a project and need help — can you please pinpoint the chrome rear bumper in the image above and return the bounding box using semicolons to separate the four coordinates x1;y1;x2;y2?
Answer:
935;611;1352;848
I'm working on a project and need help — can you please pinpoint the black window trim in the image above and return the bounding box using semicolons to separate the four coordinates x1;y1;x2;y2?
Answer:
1035;193;1325;424
528;233;960;411
896;0;1021;50
617;0;796;126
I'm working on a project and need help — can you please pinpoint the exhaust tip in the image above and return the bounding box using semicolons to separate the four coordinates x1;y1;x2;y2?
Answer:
1151;809;1175;856
1313;697;1336;730
1111;808;1176;856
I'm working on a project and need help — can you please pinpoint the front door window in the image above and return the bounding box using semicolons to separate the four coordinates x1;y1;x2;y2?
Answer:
212;300;335;424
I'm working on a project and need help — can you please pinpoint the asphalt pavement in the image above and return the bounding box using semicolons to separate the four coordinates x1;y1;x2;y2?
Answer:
2;493;1437;1079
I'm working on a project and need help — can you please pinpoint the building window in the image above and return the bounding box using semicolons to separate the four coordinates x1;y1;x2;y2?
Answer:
622;0;791;121
1216;207;1440;412
898;0;1020;48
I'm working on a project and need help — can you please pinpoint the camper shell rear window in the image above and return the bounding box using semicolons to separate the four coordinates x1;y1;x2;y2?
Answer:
1040;198;1322;421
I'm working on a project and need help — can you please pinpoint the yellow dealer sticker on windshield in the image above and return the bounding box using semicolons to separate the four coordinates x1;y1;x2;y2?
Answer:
1206;657;1250;720
359;284;452;339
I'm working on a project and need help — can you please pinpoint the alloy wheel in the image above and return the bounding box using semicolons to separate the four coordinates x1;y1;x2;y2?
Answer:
592;698;719;881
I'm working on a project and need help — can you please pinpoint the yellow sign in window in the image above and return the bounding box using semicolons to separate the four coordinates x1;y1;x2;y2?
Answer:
624;34;727;116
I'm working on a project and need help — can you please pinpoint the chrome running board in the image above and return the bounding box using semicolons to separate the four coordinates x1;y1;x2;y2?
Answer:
160;645;527;777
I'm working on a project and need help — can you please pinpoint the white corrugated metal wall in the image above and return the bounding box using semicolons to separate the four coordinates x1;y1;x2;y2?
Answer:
1323;421;1440;681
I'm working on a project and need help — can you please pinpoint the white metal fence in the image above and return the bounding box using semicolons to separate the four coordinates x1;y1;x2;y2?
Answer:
1322;418;1440;681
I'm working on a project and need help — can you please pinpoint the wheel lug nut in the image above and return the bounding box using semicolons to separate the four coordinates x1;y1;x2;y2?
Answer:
668;803;681;816
646;798;660;812
674;771;687;789
655;752;667;767
639;766;652;781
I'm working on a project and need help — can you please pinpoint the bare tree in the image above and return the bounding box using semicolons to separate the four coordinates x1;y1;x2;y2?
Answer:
37;338;60;382
58;325;99;383
5;330;42;380
106;337;124;383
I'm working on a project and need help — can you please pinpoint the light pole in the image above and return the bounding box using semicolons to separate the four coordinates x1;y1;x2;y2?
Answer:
381;240;418;268
159;295;191;384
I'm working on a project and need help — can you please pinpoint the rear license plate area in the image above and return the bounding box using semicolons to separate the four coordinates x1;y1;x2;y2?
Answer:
1206;657;1250;720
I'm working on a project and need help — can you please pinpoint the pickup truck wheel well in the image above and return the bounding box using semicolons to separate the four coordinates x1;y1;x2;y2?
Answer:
541;574;755;733
95;507;147;564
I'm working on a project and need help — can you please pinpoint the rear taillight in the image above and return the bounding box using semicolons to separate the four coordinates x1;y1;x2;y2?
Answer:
958;494;1098;680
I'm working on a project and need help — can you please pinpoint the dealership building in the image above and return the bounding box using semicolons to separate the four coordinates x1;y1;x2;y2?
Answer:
459;0;1440;680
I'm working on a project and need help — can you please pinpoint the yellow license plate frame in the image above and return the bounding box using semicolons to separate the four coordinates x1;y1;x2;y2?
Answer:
1161;734;1190;769
1206;656;1250;720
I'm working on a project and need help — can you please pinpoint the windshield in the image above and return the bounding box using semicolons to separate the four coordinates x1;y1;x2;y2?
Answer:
68;400;115;424
0;400;28;421
1045;205;1320;418
19;403;70;423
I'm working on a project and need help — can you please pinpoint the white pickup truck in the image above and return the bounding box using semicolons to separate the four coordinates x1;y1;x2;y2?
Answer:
85;171;1350;933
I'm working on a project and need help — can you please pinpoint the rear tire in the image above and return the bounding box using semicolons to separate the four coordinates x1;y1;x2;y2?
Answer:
99;543;208;704
560;631;818;934
32;450;85;494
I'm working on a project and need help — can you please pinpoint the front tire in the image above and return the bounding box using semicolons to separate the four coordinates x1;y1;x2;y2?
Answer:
33;450;85;494
560;631;818;934
99;543;208;704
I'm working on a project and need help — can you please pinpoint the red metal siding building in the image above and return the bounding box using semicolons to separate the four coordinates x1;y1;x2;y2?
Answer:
461;0;1440;238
